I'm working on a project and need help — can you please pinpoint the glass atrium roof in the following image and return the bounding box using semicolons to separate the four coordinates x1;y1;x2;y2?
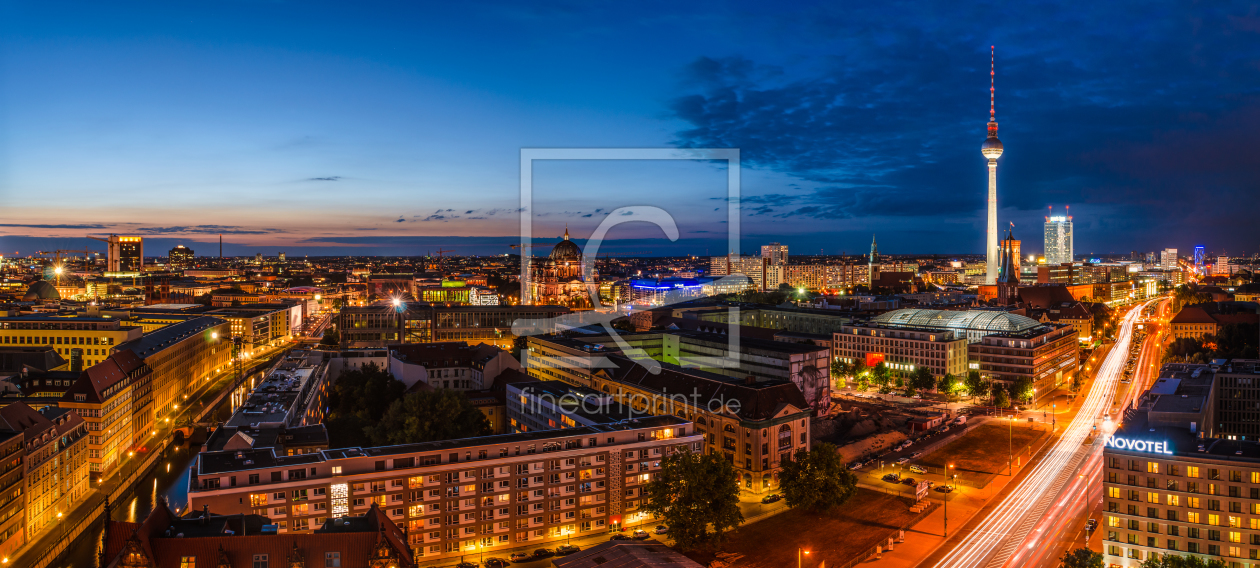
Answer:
870;309;1042;333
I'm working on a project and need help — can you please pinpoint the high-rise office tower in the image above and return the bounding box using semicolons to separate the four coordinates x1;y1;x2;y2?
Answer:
1161;248;1179;271
982;47;1004;285
1193;246;1206;273
90;235;144;272
761;242;788;265
168;245;195;268
1043;206;1074;265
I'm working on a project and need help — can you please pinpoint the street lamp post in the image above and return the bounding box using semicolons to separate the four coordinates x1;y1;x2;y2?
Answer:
945;464;954;537
1007;416;1013;476
798;548;810;568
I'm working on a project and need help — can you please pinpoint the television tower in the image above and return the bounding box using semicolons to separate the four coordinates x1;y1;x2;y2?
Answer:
982;46;1004;284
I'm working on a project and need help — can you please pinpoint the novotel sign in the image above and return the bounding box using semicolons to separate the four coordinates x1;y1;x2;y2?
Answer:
1105;435;1173;455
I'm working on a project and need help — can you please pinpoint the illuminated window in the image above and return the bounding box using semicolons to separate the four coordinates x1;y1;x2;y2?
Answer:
180;558;196;568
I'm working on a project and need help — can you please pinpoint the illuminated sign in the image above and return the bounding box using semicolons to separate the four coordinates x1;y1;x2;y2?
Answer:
1104;436;1172;455
865;352;885;368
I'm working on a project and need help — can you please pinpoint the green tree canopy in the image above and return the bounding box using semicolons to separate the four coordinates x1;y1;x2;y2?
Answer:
325;363;407;448
1060;547;1103;568
993;387;1011;409
1138;552;1226;568
365;389;492;447
872;363;890;386
642;450;743;551
911;367;935;391
1009;377;1034;404
964;370;985;398
319;328;339;346
937;373;961;397
777;443;858;513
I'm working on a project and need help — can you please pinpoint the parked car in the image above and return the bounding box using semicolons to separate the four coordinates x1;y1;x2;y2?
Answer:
532;549;555;560
909;452;922;459
484;559;509;568
896;457;910;465
610;533;633;541
557;545;581;556
848;461;863;470
954;416;968;425
939;425;950;433
455;562;478;568
632;529;650;540
908;465;926;474
509;552;532;563
883;473;901;482
935;485;953;493
654;525;669;534
1086;519;1099;531
761;493;782;504
901;477;917;485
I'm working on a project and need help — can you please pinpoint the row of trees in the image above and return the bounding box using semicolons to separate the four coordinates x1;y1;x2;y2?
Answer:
325;363;491;448
1164;322;1260;363
644;443;858;551
831;360;1039;407
1060;547;1227;568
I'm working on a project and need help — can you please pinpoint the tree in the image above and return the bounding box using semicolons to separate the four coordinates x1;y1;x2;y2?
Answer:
1009;377;1034;404
1138;553;1226;568
1070;371;1085;393
872;363;890;387
911;367;935;391
937;373;960;397
964;370;985;399
778;443;858;512
830;358;847;387
1060;547;1103;568
318;328;339;346
325;363;407;448
642;450;743;551
365;389;492;447
993;388;1011;409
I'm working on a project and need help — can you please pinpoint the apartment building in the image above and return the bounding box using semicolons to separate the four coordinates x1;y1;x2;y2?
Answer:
0;402;89;543
60;350;153;475
968;323;1079;401
832;322;969;378
387;342;522;392
186;416;699;562
0;432;23;559
524;336;813;493
208;303;300;351
117;316;232;422
0;315;143;369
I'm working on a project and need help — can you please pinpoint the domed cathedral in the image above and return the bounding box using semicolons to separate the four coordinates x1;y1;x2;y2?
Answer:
529;228;596;308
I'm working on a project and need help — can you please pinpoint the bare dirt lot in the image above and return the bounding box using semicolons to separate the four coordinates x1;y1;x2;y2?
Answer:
918;422;1048;488
684;488;929;568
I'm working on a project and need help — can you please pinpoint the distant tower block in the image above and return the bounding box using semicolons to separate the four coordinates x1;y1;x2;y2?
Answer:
982;46;1004;285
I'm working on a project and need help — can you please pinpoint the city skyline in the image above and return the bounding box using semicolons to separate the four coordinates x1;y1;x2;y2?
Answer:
4;2;1260;257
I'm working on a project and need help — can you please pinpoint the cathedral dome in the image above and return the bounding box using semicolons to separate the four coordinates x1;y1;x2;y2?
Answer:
549;228;582;262
23;280;60;302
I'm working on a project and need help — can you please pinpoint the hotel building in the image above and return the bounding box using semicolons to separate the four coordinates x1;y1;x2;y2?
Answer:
186;416;698;563
832;321;969;378
1102;361;1260;566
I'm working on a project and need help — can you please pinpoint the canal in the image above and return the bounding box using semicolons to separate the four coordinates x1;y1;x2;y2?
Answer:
56;397;238;567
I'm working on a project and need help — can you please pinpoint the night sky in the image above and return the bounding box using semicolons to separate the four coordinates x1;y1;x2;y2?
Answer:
2;2;1259;258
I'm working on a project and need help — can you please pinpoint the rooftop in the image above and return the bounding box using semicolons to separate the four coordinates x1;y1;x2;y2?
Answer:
116;316;227;359
872;308;1043;333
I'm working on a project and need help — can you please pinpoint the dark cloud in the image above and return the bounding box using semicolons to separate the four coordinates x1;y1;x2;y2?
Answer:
668;3;1260;249
0;223;108;229
306;176;342;182
134;225;273;235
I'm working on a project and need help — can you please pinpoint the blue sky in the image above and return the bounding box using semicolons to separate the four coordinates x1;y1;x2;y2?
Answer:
3;1;1259;258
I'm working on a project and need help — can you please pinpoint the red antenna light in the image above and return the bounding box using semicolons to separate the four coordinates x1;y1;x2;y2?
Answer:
990;46;996;120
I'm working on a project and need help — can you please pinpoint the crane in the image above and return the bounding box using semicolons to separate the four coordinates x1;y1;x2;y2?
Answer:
35;249;101;285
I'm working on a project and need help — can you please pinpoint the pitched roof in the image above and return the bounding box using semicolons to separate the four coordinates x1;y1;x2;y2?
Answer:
1171;306;1218;325
606;356;808;422
1016;285;1077;309
62;349;149;404
553;540;704;568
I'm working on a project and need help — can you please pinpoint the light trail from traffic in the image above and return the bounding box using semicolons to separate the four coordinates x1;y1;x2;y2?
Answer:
935;299;1156;568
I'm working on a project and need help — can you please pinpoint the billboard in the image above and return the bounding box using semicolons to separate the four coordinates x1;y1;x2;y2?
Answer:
865;352;885;368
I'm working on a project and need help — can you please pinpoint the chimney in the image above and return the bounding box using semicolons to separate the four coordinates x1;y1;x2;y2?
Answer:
202;504;210;525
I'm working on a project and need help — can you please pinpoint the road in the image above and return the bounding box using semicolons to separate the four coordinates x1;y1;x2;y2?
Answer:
1014;297;1170;568
933;298;1158;568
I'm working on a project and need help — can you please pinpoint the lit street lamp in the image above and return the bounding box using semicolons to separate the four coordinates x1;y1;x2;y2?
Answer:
798;548;810;568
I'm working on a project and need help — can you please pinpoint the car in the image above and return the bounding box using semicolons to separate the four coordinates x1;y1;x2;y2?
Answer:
610;533;633;541
509;552;532;563
848;461;863;470
883;473;901;482
896;457;910;465
901;477;916;485
556;545;581;556
654;525;669;534
455;562;478;568
761;493;782;504
908;465;926;474
909;452;922;459
531;549;555;559
632;529;650;540
939;425;950;433
1086;519;1099;531
484;559;509;568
